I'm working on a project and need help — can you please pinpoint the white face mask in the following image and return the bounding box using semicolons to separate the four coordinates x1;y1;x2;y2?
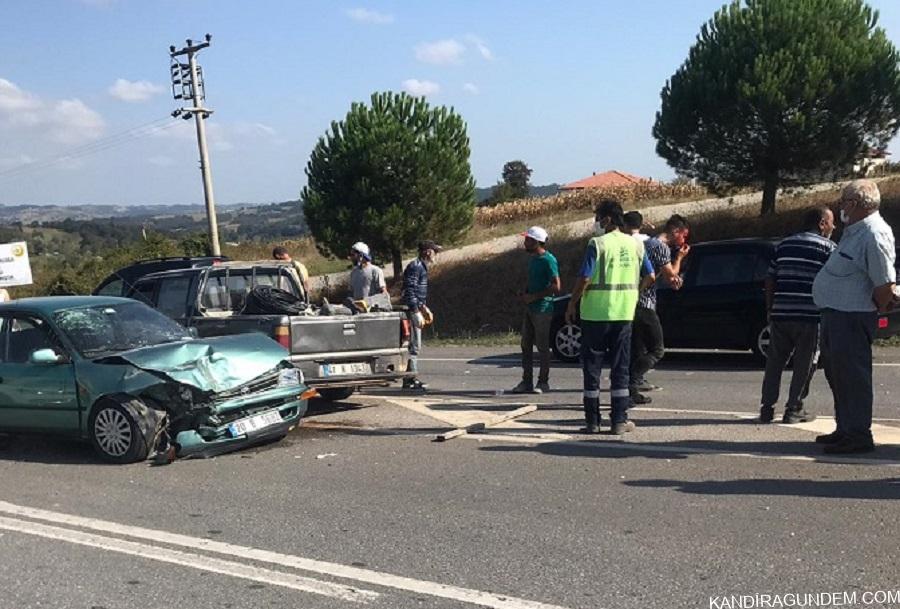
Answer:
593;221;606;236
839;209;851;224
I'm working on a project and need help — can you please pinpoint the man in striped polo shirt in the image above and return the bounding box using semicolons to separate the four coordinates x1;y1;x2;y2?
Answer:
759;207;836;424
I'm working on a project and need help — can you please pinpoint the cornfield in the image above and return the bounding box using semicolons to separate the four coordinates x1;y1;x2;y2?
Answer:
474;182;708;226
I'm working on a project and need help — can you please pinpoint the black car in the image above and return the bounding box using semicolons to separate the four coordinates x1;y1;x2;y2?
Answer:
92;256;228;298
550;238;900;363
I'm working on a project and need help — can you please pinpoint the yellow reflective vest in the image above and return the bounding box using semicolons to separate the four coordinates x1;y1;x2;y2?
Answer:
579;231;644;322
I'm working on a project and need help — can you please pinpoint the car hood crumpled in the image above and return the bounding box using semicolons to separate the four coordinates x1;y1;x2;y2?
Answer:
99;333;289;393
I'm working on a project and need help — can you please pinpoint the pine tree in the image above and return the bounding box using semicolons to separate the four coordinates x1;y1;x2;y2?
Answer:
653;0;900;215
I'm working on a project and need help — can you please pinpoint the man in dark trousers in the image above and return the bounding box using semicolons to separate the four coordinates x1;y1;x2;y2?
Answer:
812;180;896;454
401;240;442;391
759;207;835;424
511;226;561;394
565;200;647;434
627;214;689;404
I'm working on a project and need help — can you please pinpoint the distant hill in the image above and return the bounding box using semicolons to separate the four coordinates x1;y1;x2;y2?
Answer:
0;202;260;224
475;183;560;204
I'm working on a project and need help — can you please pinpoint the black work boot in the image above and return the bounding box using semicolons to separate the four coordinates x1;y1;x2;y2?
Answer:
581;400;601;434
782;408;816;424
758;405;775;424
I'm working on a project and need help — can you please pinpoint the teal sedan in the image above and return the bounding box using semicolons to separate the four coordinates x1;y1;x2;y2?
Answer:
0;296;311;463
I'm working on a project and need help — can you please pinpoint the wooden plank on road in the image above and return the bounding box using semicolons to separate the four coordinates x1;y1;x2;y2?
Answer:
434;404;537;442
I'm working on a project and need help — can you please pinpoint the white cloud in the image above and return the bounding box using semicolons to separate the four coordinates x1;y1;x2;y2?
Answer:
0;79;104;144
466;35;494;61
0;154;34;169
345;7;394;24
51;99;105;143
233;122;277;137
415;39;465;65
0;79;41;113
108;78;165;103
463;83;479;95
402;79;440;97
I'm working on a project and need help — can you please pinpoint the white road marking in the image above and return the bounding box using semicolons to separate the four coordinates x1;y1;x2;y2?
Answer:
463;433;900;466
0;515;376;603
422;357;900;367
0;501;576;609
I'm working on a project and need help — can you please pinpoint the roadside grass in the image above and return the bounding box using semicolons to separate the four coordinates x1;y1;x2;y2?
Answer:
427;177;900;340
223;238;348;276
876;335;900;348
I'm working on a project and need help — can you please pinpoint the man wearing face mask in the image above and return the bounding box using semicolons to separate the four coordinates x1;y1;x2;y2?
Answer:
812;180;896;454
566;200;648;434
759;207;836;425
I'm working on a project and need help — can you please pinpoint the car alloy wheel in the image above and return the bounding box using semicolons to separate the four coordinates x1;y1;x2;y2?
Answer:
93;406;133;458
555;323;582;362
753;324;772;361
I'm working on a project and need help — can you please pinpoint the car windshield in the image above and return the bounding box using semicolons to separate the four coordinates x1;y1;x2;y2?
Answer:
53;301;191;358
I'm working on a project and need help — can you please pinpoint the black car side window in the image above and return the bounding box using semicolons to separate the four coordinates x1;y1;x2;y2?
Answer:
694;253;758;287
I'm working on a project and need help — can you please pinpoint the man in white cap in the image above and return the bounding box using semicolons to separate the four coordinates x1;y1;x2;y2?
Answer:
512;226;561;394
349;241;387;301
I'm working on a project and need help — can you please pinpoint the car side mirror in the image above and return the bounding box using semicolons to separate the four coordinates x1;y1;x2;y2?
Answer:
188;327;199;338
30;349;64;365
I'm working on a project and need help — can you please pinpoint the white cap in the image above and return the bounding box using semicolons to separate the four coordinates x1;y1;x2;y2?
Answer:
522;226;548;243
351;241;371;259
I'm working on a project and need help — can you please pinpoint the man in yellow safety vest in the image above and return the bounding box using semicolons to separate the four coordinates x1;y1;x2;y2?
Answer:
565;200;650;434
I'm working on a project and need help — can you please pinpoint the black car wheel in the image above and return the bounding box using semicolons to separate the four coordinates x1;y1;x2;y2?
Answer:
89;398;160;464
751;323;771;361
551;317;582;363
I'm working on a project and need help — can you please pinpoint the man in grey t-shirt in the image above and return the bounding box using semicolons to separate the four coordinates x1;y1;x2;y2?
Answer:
349;241;388;301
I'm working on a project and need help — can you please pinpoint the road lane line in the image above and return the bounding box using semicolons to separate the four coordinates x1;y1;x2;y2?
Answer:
0;515;376;603
0;501;576;609
462;433;900;466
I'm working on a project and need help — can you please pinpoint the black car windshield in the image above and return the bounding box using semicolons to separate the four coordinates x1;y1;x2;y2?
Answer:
54;301;191;358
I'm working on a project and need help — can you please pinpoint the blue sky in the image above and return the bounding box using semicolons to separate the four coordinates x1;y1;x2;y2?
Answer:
2;0;900;206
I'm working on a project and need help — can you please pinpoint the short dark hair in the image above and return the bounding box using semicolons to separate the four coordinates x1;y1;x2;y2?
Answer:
272;246;289;258
623;211;643;231
595;199;625;229
803;207;831;231
664;214;690;232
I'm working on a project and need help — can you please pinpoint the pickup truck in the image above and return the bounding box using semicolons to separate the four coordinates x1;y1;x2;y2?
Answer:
113;260;411;401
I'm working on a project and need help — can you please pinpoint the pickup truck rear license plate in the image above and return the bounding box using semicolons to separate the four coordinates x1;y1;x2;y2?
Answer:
228;409;282;437
320;362;372;377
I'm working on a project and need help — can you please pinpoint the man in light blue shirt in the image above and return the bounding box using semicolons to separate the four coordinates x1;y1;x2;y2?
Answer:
812;179;897;454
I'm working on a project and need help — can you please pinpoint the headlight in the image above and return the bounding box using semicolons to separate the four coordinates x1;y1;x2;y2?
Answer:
278;367;301;387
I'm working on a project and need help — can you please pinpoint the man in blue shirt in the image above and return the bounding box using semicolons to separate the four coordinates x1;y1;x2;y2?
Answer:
812;180;896;454
401;240;442;391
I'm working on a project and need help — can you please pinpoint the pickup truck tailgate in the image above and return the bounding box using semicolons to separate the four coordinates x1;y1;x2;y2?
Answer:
290;313;403;355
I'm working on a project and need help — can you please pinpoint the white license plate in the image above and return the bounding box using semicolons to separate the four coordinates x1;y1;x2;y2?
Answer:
228;409;283;437
319;362;372;377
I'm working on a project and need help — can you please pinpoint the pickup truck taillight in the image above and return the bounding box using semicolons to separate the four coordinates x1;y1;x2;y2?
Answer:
401;318;411;345
274;324;291;349
879;316;889;329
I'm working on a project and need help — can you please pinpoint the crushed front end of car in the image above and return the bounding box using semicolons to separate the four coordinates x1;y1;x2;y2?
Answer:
88;334;313;462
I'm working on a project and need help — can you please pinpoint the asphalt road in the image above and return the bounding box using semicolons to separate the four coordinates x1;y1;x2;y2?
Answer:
0;346;897;609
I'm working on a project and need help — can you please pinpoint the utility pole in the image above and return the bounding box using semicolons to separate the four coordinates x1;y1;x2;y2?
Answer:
169;34;221;256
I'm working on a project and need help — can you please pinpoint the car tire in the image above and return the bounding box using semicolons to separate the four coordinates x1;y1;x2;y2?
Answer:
751;323;771;362
317;387;356;402
89;398;161;464
551;317;582;363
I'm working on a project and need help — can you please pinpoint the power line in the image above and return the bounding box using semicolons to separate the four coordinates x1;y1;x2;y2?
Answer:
0;116;181;182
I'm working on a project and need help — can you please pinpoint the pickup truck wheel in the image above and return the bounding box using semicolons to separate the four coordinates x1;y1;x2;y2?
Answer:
89;398;159;464
551;317;582;363
317;387;356;402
